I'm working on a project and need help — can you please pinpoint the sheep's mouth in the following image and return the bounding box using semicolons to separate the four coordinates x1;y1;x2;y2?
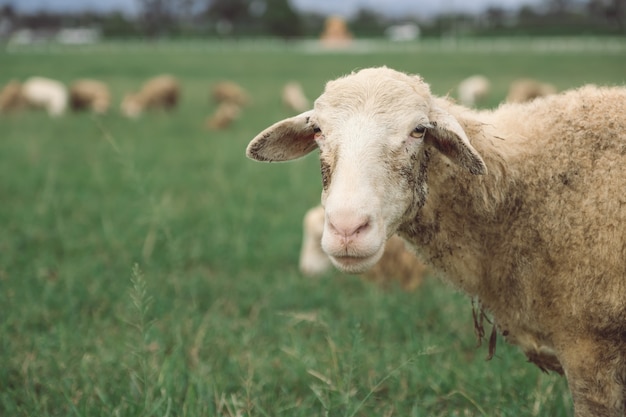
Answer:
328;248;384;274
333;254;370;264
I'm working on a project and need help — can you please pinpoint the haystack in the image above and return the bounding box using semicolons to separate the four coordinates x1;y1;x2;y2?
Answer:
320;16;353;48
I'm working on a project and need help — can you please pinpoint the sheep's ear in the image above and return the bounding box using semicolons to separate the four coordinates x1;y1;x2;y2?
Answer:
426;106;487;175
246;110;317;162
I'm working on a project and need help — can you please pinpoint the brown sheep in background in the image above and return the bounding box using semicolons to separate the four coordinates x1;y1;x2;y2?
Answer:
211;81;250;107
70;79;111;114
299;205;426;291
506;77;557;103
205;101;241;130
0;80;26;113
121;74;180;118
205;80;250;130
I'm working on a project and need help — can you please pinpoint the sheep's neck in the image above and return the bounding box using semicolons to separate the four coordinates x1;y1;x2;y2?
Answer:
397;143;518;302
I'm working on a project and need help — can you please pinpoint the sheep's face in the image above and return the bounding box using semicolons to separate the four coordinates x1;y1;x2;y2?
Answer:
247;67;486;274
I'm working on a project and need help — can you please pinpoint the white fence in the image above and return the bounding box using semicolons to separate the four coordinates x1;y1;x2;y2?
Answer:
3;36;626;55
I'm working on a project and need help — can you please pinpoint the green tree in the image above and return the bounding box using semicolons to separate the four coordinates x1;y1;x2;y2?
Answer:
136;0;176;37
206;0;250;22
203;0;253;36
588;0;626;32
484;6;507;29
262;0;302;38
350;8;385;37
101;12;142;38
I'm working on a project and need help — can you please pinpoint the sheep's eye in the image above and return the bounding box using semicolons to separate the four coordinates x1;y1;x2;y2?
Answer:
410;125;426;139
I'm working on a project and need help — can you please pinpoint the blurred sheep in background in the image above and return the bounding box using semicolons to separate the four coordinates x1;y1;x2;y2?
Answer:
506;78;557;103
69;79;111;114
282;81;310;113
21;76;68;117
205;101;241;130
211;80;250;107
0;80;26;113
457;74;491;107
205;80;250;130
121;74;180;118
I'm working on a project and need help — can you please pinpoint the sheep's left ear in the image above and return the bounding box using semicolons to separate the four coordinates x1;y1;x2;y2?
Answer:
426;106;487;175
246;110;318;162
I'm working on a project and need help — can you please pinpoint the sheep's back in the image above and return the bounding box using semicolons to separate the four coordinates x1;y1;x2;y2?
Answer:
475;85;626;334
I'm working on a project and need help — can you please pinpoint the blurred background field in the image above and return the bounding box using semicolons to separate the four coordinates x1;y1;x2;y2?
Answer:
1;13;625;416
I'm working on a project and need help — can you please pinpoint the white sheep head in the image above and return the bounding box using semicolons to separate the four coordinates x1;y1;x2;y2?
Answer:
247;67;486;274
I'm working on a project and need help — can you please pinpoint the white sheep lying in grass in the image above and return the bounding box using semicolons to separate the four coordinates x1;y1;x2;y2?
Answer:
22;76;68;117
246;66;626;417
456;74;490;107
121;74;180;118
70;79;111;114
300;205;426;290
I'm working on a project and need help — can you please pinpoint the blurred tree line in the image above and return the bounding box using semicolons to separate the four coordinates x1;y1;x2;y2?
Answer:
1;0;624;39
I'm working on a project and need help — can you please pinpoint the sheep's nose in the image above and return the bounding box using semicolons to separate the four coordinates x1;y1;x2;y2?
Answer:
327;212;371;241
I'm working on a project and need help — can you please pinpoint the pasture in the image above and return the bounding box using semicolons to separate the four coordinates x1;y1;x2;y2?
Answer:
1;38;625;416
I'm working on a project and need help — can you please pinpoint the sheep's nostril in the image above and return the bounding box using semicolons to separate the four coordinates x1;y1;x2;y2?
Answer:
354;221;369;235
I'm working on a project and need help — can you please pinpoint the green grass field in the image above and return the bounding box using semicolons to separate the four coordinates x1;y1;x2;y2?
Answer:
1;38;625;417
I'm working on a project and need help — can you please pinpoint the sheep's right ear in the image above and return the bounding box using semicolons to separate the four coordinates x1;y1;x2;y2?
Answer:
426;105;487;175
246;110;318;162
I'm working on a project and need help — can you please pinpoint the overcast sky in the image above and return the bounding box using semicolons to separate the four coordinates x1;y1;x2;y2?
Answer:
291;0;545;17
3;0;545;17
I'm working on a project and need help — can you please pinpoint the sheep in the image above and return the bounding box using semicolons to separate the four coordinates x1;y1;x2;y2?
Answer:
246;66;626;417
121;74;179;118
456;74;491;107
506;77;557;103
282;81;310;113
0;79;26;113
69;79;111;114
211;81;250;107
205;101;241;130
299;204;332;276
300;204;426;291
21;76;68;117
